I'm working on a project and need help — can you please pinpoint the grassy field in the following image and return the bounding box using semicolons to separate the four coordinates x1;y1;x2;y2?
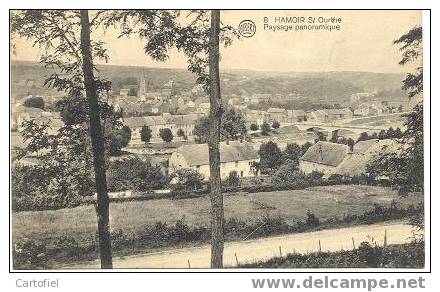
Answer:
12;185;422;246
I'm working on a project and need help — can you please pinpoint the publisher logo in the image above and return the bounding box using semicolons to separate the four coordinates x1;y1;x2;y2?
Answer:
238;20;256;38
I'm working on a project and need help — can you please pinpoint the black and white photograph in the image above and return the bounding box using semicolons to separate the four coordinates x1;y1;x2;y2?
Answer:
9;9;428;274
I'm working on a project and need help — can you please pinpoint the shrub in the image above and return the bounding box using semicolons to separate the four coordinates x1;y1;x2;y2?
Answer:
227;171;240;187
170;168;204;192
23;96;45;109
272;120;280;129
107;157;168;192
55;235;80;258
159;128;173;143
305;210;320;227
13;239;49;269
250;123;259;131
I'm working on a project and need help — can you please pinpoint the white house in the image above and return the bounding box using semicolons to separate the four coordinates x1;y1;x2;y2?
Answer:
169;141;259;179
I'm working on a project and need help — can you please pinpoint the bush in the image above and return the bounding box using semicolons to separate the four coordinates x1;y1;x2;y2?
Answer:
305;210;320;227
250;123;259;131
13;239;49;269
23;96;45;109
107;157;168;192
227;171;240;187
239;241;425;268
170;168;204;192
55;235;80;258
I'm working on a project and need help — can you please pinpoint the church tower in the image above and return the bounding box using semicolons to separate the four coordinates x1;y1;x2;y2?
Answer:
138;71;147;99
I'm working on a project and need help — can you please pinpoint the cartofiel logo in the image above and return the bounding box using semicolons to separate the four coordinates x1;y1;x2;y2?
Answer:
238;20;256;38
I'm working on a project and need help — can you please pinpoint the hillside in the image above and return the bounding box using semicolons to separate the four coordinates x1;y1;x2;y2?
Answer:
10;60;408;104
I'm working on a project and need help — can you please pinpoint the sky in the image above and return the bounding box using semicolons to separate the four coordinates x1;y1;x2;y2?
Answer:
11;10;422;73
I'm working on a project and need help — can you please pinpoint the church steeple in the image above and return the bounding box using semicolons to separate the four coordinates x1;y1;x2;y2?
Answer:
139;71;147;99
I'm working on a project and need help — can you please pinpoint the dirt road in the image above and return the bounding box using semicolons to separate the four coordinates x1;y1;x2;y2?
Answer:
62;221;415;269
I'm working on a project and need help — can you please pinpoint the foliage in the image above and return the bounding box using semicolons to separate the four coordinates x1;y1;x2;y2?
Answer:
271;120;280;129
171;168;205;192
258;141;283;173
193;106;247;143
107;157;168;192
159;128;173;143
23;96;45;109
239;241;424;268
101;10;238;94
109;125;131;155
227;170;240;187
250;123;259;131
176;128;185;137
13;239;49;270
282;143;302;165
260;121;271;135
393;26;422;98
271;164;303;185
140;125;152;143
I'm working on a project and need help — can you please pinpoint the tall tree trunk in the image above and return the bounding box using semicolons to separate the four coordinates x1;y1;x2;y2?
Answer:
80;10;113;269
208;9;224;269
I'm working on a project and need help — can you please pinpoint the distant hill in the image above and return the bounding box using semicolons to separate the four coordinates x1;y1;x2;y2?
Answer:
10;60;408;104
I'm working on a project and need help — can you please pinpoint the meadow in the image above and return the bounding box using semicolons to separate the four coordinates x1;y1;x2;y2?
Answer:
12;185;422;246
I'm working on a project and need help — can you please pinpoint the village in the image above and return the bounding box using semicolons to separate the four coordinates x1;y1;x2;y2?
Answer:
11;69;410;195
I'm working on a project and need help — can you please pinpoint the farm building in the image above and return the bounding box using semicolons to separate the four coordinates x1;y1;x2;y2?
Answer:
299;141;350;175
169;141;259;179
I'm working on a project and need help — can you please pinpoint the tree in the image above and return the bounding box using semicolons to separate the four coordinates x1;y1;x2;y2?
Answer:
103;9;237;269
260;121;271;135
176;128;185;138
358;132;369;142
107;157;168;192
393;26;423;100
271;162;303;185
12;10;114;268
171;168;204;192
250;123;258;131
193;106;247;143
79;10;112;269
140;125;152;143
109;125;131;155
159;128;173;143
346;138;355;152
23;96;45;109
207;10;224;268
378;129;387;140
271;120;280;129
283;143;301;167
367;27;424;232
258;141;283;173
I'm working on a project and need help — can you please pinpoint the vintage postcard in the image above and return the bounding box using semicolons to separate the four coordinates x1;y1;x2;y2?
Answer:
10;10;427;271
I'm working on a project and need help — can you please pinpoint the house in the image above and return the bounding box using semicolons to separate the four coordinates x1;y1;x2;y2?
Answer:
308;108;353;123
163;114;200;138
299;141;350;175
169;141;259;179
286;110;307;123
245;110;266;127
124;116;169;144
333;139;399;177
266;107;287;123
249;94;271;104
